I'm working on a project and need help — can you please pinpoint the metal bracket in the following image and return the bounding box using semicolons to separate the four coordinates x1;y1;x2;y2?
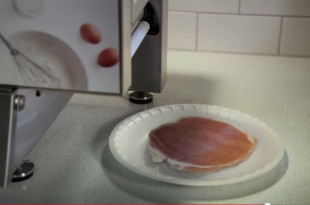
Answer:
0;86;72;187
0;88;18;187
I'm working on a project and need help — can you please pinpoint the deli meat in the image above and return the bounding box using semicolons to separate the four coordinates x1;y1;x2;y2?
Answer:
148;117;257;173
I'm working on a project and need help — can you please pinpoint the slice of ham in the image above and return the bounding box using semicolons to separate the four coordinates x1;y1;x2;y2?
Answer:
148;117;257;173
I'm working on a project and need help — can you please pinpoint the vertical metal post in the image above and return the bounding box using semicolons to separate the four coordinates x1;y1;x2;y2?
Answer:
130;0;167;104
131;0;168;93
0;89;17;187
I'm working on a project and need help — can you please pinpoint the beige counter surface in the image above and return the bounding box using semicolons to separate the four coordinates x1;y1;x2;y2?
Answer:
0;51;309;203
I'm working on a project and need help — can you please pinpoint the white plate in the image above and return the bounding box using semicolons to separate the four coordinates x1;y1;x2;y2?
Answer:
109;104;284;186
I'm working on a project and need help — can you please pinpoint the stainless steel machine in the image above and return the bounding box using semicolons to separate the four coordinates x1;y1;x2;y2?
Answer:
0;0;167;187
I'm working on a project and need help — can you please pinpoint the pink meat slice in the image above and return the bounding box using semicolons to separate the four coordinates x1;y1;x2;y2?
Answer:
149;117;257;173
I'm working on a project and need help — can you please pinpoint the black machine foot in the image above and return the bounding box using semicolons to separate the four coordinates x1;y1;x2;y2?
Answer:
129;92;153;104
11;160;34;183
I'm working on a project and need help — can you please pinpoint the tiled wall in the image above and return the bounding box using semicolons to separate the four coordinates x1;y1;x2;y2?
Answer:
168;0;310;57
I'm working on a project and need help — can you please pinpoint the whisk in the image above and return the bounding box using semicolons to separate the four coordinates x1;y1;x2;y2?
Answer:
0;33;57;84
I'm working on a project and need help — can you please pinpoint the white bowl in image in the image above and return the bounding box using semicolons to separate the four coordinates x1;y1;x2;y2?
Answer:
0;31;87;91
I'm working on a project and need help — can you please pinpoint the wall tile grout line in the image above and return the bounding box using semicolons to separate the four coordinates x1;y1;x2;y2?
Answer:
238;0;241;14
169;10;238;16
168;48;310;58
195;13;199;51
173;48;280;57
169;48;199;52
169;10;199;15
277;17;284;56
168;10;310;18
233;13;310;18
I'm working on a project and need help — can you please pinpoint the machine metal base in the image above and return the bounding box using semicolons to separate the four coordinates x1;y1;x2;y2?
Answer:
129;91;153;104
11;160;34;183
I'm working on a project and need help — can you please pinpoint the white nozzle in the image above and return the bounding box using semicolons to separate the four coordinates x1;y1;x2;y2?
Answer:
131;21;150;58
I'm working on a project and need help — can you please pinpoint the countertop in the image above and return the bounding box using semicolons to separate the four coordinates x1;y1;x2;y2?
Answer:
0;50;310;203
